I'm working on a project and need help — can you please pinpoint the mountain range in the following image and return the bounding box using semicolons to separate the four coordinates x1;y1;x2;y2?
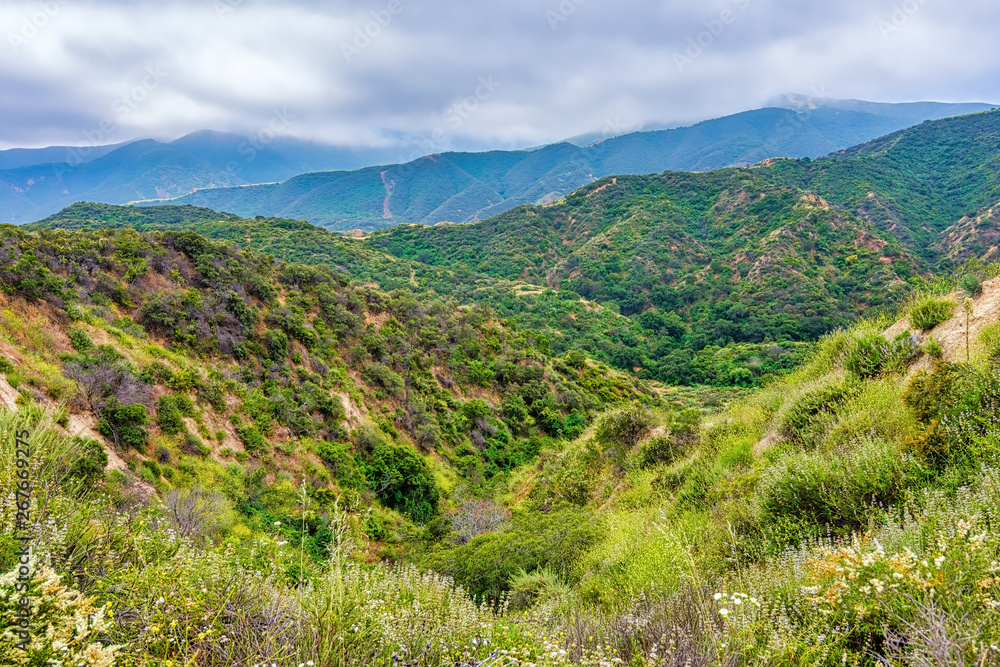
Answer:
32;109;1000;385
3;97;994;227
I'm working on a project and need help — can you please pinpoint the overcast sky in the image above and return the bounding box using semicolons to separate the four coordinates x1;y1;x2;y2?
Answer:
1;0;999;151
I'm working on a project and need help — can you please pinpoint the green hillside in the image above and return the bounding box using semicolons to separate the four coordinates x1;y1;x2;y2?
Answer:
5;223;1000;665
36;202;813;388
141;105;997;231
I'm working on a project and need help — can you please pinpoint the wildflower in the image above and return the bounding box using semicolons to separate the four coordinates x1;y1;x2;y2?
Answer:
274;521;282;526
719;608;730;617
713;593;723;601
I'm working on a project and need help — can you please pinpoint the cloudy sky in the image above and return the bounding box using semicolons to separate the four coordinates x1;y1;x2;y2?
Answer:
2;0;999;151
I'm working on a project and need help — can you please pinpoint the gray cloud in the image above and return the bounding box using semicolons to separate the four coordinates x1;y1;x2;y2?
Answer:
1;0;998;150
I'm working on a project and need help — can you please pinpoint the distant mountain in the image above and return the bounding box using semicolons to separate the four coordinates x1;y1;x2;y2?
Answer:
147;101;997;231
0;141;131;170
0;139;245;225
7;98;996;227
31;111;1000;383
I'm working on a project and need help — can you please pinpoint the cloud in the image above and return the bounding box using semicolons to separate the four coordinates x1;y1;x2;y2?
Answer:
1;0;998;150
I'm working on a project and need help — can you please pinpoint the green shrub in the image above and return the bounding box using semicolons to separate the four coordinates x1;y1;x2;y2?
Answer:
156;395;186;436
594;402;653;451
960;273;983;296
509;566;571;611
909;297;955;331
844;333;916;379
0;357;13;374
316;441;367;489
183;433;211;457
757;438;926;542
365;441;439;523
430;508;600;601
97;400;149;449
235;423;269;455
779;377;857;443
923;336;944;358
67;437;108;488
67;327;95;353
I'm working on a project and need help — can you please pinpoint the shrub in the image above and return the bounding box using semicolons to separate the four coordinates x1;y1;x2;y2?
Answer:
756;438;926;542
315;441;367;489
960;273;983;296
909;297;955;331
156;395;186;436
365;441;439;523
923;336;944;358
67;327;95;353
594;402;653;451
183;433;211;457
779;377;857;443
509;566;571;611
235;423;269;455
97;400;149;449
67;437;108;488
0;357;14;374
431;508;600;600
844;333;916;379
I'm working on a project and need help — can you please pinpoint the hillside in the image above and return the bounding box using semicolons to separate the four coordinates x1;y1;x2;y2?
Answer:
4;227;1000;665
107;101;991;231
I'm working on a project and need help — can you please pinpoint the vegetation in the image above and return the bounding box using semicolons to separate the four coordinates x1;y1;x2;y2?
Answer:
6;112;1000;665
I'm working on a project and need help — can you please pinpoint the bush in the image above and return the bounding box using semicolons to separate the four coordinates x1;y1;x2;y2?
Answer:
97;400;149;449
960;273;983;296
315;441;367;489
365;441;439;523
67;327;95;353
0;357;13;374
183;433;211;457
594;403;653;451
509;566;570;611
156;395;186;436
430;508;599;601
923;336;944;358
235;423;269;455
779;377;857;443
67;437;108;488
757;438;926;541
909;297;955;331
844;333;916;379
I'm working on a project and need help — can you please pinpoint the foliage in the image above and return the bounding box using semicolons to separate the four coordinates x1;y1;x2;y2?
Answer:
97;399;149;449
909;296;955;330
364;440;439;524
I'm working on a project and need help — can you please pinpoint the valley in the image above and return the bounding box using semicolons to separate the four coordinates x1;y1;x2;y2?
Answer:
4;108;1000;666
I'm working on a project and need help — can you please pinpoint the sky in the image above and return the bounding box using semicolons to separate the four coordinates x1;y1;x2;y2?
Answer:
1;0;999;152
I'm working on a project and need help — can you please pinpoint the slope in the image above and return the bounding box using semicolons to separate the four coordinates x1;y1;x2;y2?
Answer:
146;103;996;231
